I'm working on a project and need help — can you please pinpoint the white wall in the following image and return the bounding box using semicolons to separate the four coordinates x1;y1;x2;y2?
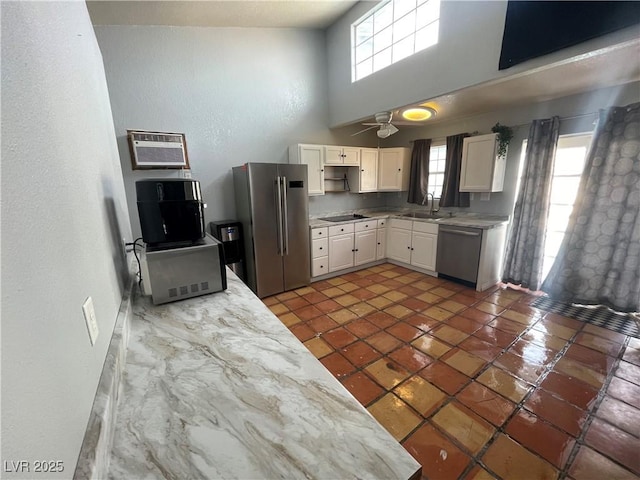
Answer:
1;2;132;477
94;25;381;239
326;0;640;127
384;82;640;216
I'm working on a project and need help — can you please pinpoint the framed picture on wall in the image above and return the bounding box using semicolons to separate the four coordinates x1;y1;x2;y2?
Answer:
127;130;190;170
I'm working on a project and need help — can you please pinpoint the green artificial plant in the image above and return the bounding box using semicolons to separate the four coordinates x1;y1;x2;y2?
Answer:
491;123;513;158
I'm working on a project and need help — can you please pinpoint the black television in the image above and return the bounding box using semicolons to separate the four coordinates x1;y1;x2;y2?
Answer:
499;1;640;70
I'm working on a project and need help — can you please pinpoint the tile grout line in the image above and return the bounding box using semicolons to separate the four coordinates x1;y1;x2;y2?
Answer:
558;333;633;479
335;286;558;477
454;304;586;479
267;266;638;480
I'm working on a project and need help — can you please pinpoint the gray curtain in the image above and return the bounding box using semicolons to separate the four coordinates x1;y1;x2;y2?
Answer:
542;103;640;312
407;139;432;204
502;116;560;290
440;133;470;207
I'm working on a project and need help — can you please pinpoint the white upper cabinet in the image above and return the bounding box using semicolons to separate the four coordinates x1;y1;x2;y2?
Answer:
347;148;378;193
324;146;360;166
459;133;507;192
290;144;412;195
289;144;325;195
378;147;410;191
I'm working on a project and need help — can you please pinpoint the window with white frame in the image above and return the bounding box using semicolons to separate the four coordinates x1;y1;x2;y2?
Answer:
352;0;441;82
518;133;592;281
542;134;592;279
427;143;446;198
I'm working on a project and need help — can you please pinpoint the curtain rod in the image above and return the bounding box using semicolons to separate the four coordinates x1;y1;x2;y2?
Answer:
513;111;598;129
408;111;599;141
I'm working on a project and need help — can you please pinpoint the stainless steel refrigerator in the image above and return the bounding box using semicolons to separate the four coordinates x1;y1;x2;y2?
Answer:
233;163;310;298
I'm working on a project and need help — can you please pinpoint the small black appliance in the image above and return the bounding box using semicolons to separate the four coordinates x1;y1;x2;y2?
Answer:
136;179;205;248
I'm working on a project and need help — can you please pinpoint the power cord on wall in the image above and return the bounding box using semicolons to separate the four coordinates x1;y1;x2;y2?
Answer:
125;237;144;288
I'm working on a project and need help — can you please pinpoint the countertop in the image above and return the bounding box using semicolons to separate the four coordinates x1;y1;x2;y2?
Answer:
107;272;421;479
309;209;509;230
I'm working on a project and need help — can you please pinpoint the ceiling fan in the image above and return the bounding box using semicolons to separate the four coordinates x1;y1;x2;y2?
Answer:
352;111;400;138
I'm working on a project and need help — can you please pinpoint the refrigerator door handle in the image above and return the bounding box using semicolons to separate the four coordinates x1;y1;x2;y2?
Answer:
276;176;284;256
282;176;289;255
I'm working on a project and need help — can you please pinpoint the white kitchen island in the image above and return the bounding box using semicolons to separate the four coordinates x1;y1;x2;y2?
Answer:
99;271;421;479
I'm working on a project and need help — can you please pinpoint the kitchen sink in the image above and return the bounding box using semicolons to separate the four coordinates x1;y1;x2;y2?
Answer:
401;212;444;220
319;214;370;222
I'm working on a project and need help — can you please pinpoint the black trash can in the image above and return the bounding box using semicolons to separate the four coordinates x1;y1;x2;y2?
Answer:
209;220;246;281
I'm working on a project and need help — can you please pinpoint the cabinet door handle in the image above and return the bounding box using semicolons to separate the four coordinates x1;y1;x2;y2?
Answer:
411;247;414;250
377;242;381;245
319;246;323;250
341;228;344;231
361;169;364;172
407;246;411;249
398;168;401;172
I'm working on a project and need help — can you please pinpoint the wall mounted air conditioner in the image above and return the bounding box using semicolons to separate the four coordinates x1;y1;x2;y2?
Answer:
127;130;189;170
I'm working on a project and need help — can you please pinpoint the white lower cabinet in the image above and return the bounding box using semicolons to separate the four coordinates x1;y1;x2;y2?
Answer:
311;220;381;277
386;219;438;272
410;232;437;271
387;224;412;263
310;227;329;277
311;237;329;276
311;217;438;278
312;215;501;289
376;218;387;260
355;229;377;265
312;256;328;277
329;234;355;272
327;223;355;273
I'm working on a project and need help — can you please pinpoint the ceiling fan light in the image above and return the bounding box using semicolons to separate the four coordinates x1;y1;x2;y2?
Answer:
402;107;436;121
377;123;398;138
377;127;391;139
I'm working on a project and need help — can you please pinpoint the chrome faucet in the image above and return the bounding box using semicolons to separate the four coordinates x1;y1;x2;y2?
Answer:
421;192;440;216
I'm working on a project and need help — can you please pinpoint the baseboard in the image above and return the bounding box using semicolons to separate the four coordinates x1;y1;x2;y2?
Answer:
73;264;136;479
310;259;386;282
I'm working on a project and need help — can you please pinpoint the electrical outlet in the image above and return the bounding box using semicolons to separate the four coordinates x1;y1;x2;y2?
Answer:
82;297;99;346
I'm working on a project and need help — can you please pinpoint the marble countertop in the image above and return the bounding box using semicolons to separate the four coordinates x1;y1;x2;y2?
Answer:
107;272;421;479
310;209;509;230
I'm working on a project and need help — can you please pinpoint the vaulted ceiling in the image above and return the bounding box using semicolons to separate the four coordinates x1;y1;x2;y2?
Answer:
87;0;360;29
87;1;640;128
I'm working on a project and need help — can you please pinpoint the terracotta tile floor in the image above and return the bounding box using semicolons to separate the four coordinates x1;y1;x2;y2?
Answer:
263;263;640;480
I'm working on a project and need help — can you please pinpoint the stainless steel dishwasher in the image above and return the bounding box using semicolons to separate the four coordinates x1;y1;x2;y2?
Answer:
436;225;483;284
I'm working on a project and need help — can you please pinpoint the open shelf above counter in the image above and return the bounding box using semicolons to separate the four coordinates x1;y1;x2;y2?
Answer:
324;166;351;192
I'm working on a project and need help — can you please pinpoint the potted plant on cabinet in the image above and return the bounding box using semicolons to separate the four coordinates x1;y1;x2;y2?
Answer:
491;123;513;158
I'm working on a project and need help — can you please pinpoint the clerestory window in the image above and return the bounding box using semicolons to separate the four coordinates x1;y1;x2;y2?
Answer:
352;0;441;82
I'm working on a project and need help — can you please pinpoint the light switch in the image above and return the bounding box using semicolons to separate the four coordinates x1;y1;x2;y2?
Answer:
82;296;99;346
